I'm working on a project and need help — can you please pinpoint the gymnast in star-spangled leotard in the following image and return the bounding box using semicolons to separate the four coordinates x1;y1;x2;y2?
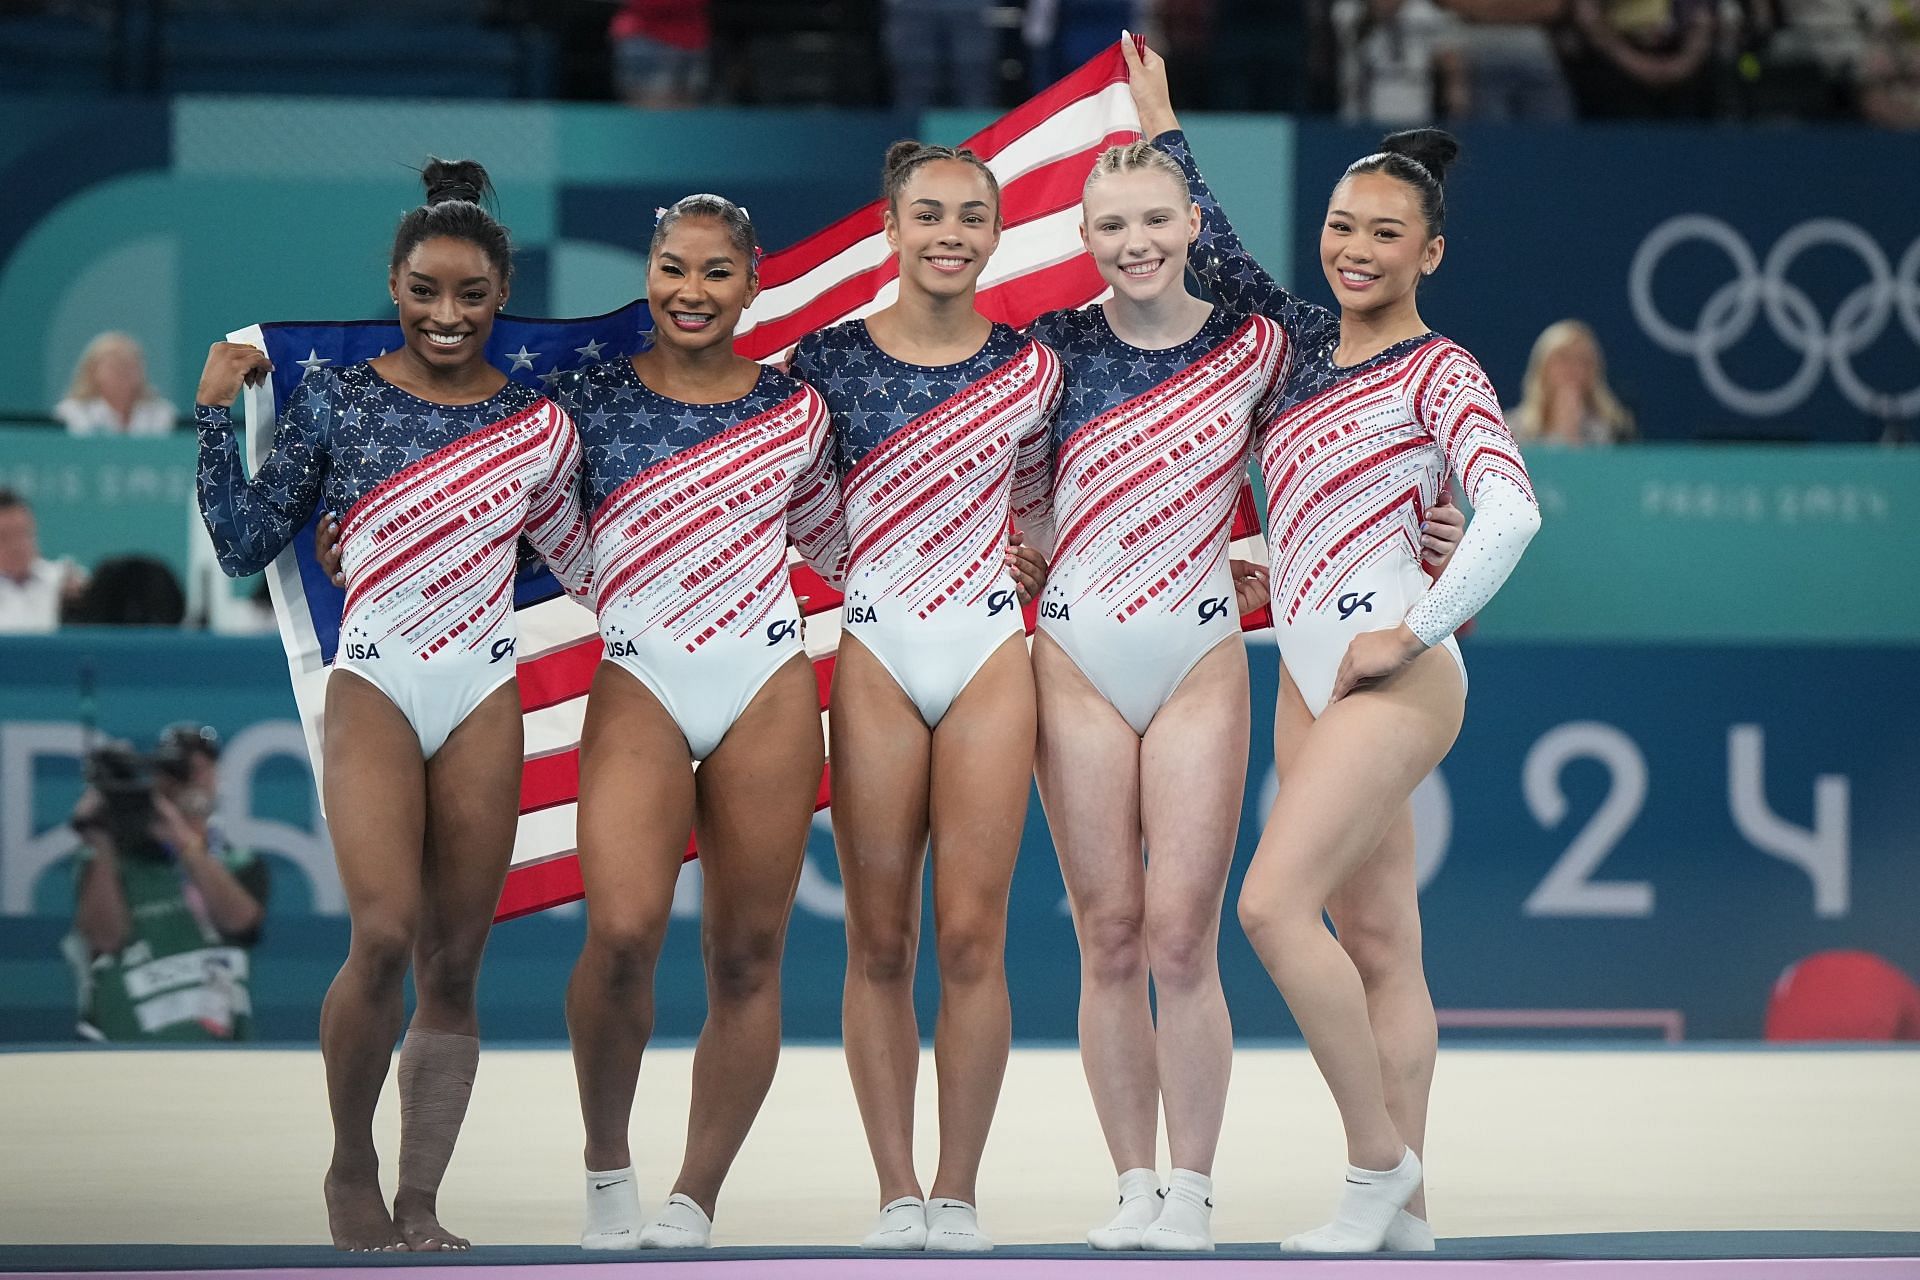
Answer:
552;194;849;1253
785;141;1059;1253
1021;139;1286;1253
1129;37;1541;1255
195;160;591;1254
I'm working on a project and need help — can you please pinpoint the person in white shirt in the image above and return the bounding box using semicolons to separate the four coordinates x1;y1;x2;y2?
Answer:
0;489;82;632
54;332;178;437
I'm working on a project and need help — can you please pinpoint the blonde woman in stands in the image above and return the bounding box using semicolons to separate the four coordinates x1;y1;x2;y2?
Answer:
55;332;178;436
1508;319;1635;446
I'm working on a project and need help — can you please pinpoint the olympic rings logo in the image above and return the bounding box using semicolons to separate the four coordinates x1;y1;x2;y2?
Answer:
1628;215;1920;418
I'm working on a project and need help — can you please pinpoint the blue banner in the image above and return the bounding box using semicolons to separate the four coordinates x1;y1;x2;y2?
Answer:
4;632;1913;1041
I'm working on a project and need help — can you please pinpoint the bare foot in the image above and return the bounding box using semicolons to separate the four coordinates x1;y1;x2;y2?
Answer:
394;1188;470;1251
325;1168;402;1252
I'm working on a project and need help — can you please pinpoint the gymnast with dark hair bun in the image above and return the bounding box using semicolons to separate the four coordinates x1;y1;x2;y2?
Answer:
1125;39;1542;1253
787;139;1060;1253
193;159;593;1252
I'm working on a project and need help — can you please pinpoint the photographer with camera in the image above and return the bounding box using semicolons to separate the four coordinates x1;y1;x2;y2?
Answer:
68;723;270;1041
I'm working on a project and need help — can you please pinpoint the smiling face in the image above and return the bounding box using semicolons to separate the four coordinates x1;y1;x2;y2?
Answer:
647;213;758;353
886;158;1001;301
1081;167;1199;305
387;235;507;371
1319;171;1443;317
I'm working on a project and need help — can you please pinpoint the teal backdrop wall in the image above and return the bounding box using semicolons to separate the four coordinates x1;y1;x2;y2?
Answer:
1;95;1916;1045
3;450;1916;1043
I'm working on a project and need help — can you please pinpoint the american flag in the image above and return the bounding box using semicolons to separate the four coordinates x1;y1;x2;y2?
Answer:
234;42;1271;921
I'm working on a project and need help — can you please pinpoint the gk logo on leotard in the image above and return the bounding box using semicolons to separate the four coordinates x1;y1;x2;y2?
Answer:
1337;591;1376;620
343;642;380;660
766;619;799;645
489;638;517;664
1198;597;1231;623
987;589;1018;616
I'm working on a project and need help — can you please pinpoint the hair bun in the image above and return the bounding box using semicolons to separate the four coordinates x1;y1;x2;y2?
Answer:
1378;128;1461;185
883;139;930;182
421;157;492;207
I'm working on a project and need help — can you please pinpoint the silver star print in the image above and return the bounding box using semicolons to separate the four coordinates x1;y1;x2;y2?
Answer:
574;337;607;361
507;345;538;372
296;349;331;377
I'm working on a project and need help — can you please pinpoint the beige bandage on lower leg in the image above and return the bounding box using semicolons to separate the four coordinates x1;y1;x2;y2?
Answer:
396;1028;479;1198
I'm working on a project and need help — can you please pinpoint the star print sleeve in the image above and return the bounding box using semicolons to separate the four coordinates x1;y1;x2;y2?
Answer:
1009;341;1062;558
1403;345;1540;648
1152;131;1333;354
786;385;850;585
194;374;335;577
785;333;822;384
523;402;595;599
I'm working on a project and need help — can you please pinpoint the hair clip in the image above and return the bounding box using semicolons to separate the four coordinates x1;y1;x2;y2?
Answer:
654;206;670;225
752;245;765;265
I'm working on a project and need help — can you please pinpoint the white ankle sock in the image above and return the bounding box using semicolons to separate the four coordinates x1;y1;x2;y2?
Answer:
1140;1167;1214;1251
924;1197;993;1252
638;1192;711;1248
1087;1167;1161;1250
860;1196;928;1250
1382;1208;1436;1251
1282;1148;1422;1254
579;1165;642;1250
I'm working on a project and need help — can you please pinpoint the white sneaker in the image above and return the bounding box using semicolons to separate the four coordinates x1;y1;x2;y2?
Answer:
861;1196;928;1250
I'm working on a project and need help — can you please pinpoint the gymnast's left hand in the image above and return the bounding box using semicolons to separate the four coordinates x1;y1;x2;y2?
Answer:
314;512;346;588
1330;623;1427;702
1006;528;1048;603
1231;558;1269;615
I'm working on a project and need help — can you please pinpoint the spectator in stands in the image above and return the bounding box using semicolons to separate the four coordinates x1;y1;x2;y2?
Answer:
67;724;269;1042
1559;0;1717;117
1437;0;1577;118
886;0;999;110
54;332;177;437
1331;0;1469;123
0;488;84;632
1024;0;1149;90
1858;0;1920;125
610;0;710;107
1509;319;1637;445
65;555;187;626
